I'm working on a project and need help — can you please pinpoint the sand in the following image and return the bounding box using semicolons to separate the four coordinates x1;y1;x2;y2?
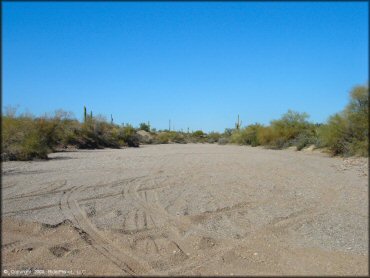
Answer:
2;144;368;276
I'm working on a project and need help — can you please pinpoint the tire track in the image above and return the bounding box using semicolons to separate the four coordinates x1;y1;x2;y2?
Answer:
59;185;152;275
4;180;67;201
3;203;60;215
126;176;194;255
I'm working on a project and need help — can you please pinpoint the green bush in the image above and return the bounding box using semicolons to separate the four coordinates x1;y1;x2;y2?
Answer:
255;110;313;149
186;130;207;143
2;115;49;160
318;114;350;155
292;129;318;151
155;132;170;144
230;124;263;146
170;132;186;143
207;132;222;143
139;122;150;132
2;110;142;160
318;85;368;156
119;124;140;147
155;131;186;144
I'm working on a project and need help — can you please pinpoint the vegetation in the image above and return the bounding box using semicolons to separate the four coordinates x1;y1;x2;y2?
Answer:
2;107;140;160
139;122;151;132
226;84;368;156
318;85;368;156
2;84;368;160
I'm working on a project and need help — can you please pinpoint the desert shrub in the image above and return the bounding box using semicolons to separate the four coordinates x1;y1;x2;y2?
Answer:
169;132;186;143
255;110;313;149
192;130;205;137
155;131;186;144
2;115;49;160
230;131;243;145
318;85;368;156
68;115;139;149
245;124;263;146
256;126;275;146
155;132;170;144
1;109;141;160
187;130;207;143
119;124;140;147
318;114;350;155
139;122;150;132
224;128;234;137
345;85;368;155
230;124;263;146
271;110;310;146
207;132;221;143
67;125;100;149
137;130;153;144
91;116;120;148
34;111;78;150
218;137;229;145
292;129;318;151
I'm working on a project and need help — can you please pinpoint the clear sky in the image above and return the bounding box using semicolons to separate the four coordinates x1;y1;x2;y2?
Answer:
3;2;368;132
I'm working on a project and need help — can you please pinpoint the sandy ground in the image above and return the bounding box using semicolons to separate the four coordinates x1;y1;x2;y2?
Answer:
2;144;368;276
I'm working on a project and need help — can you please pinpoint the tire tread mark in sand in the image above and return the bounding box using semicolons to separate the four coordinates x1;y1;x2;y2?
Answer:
149;236;160;254
149;215;157;228
78;191;123;202
59;185;150;275
188;201;252;221
128;177;193;255
70;203;144;275
122;215;127;231
134;209;139;232
3;203;60;215
4;180;67;201
143;211;148;229
139;177;242;274
2;241;21;251
2;182;17;189
4;189;66;201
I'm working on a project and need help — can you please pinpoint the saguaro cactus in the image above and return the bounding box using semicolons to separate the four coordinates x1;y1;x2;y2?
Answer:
235;114;242;130
84;106;87;123
111;114;114;124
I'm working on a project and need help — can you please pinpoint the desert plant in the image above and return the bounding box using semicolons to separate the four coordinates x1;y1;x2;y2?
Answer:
207;132;222;143
318;85;368;156
218;137;229;145
139;122;151;132
119;124;140;147
318;114;350;155
2;115;49;160
156;132;170;144
230;123;263;146
84;106;87;123
235;114;242;130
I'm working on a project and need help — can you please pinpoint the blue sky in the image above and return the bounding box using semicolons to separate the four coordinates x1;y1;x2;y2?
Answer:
3;2;368;132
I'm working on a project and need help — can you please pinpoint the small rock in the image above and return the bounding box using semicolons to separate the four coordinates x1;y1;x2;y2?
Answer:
253;252;258;256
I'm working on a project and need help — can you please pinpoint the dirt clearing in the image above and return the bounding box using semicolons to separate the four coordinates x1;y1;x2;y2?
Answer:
2;144;368;275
